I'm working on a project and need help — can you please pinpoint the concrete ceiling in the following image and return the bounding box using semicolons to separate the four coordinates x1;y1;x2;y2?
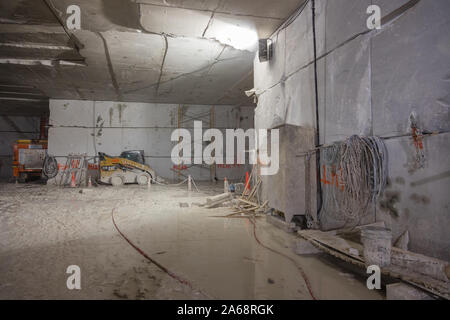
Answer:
0;0;306;115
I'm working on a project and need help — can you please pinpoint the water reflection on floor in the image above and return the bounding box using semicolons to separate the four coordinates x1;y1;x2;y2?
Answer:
0;183;383;299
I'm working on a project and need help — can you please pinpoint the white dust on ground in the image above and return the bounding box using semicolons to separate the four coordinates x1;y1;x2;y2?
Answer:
0;182;383;300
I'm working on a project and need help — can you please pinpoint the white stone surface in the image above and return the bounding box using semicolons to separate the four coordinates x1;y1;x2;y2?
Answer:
285;0;326;72
253;0;450;260
254;83;286;130
48;99;254;181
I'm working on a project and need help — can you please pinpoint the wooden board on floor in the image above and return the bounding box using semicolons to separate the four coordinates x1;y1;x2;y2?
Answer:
297;229;450;299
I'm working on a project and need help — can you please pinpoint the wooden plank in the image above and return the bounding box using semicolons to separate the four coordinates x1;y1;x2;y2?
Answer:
260;200;269;209
238;198;259;207
247;180;261;200
391;247;449;282
297;229;450;299
299;230;364;262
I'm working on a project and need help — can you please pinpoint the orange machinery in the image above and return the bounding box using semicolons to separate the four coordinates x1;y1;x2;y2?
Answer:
12;140;48;182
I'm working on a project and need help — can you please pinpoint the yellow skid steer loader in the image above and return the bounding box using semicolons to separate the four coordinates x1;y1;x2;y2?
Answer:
98;151;156;186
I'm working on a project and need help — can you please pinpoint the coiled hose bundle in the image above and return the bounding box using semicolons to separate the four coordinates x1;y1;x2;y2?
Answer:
43;155;59;179
321;135;388;222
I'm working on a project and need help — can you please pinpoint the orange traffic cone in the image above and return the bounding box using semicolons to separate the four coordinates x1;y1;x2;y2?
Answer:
71;172;76;188
245;171;250;191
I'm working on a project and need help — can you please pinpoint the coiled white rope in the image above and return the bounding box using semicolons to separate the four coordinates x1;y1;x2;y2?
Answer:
321;135;388;222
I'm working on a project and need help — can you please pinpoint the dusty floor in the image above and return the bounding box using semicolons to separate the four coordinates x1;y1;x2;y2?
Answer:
0;182;383;300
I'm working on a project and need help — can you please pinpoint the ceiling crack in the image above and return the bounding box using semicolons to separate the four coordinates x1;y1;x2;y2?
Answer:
96;32;123;101
136;2;285;21
202;12;215;38
202;46;226;77
125;52;236;95
155;34;169;96
201;0;222;38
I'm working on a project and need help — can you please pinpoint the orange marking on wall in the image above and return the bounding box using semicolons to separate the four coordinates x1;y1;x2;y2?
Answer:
321;165;345;191
321;165;331;185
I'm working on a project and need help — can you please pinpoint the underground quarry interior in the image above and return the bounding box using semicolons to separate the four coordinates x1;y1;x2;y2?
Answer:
0;0;449;303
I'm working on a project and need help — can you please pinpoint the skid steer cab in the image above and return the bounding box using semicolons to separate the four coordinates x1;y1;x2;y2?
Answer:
98;150;156;187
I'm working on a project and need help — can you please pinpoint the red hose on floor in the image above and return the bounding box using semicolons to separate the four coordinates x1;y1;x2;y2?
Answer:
111;208;211;298
248;218;317;300
112;208;315;300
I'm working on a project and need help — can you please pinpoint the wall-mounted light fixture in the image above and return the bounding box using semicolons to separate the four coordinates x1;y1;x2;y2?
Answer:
258;39;273;62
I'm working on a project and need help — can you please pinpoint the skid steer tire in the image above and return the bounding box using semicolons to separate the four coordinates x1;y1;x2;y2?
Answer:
136;173;150;186
111;175;124;187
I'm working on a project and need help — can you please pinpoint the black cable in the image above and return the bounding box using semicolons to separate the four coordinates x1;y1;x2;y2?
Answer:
43;155;58;179
311;0;323;222
276;0;311;34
